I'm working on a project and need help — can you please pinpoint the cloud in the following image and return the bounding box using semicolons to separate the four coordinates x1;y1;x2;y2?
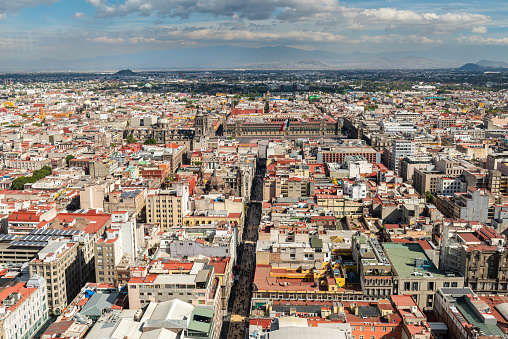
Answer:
86;25;444;47
0;0;60;17
89;36;156;44
472;26;488;33
85;0;490;35
458;35;508;45
316;7;491;34
72;12;86;18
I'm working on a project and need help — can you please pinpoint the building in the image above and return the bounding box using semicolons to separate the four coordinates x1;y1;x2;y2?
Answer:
436;176;467;196
7;208;57;235
123;118;195;149
251;263;363;307
317;147;382;164
262;177;315;200
435;188;490;223
89;159;118;178
224;117;339;137
435;287;507;339
104;189;146;214
0;276;49;339
110;211;144;261
400;157;433;182
390;140;415;174
29;240;80;315
383;243;464;311
146;185;190;230
85;298;221;339
159;227;237;265
94;236;122;284
127;260;222;338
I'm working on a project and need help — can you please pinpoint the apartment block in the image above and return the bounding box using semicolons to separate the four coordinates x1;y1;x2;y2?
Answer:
0;276;49;339
29;241;80;315
146;185;189;230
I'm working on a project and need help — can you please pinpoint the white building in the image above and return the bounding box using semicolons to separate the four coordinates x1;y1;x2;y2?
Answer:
391;140;415;174
437;177;467;196
0;275;49;339
110;211;144;261
342;179;367;200
344;156;373;178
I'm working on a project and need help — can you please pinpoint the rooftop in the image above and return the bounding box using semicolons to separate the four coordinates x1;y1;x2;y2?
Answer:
383;243;458;278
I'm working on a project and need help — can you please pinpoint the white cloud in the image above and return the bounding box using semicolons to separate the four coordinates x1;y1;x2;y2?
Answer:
89;36;155;44
72;12;86;18
0;0;60;17
86;26;444;47
85;0;490;35
472;26;488;33
458;35;508;45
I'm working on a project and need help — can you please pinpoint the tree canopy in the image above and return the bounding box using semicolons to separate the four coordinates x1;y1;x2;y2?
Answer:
11;166;52;190
126;134;137;143
144;138;157;145
65;154;75;166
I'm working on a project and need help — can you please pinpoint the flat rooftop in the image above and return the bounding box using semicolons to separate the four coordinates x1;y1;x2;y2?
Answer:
455;298;504;337
383;243;457;279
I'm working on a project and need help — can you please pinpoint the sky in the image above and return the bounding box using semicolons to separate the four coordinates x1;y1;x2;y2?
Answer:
0;0;506;61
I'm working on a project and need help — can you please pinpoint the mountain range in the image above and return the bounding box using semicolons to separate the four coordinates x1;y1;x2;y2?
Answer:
1;45;508;71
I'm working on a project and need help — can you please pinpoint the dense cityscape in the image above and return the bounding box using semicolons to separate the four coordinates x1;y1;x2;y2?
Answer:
0;69;508;339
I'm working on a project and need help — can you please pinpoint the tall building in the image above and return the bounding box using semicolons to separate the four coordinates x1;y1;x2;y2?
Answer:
94;236;122;284
146;184;189;230
0;276;49;339
390;140;415;175
29;241;80;315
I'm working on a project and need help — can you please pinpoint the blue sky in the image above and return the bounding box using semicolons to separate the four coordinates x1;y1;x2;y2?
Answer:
0;0;506;61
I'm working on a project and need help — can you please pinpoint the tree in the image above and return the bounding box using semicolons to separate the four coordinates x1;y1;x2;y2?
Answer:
425;191;433;204
144;138;157;145
11;166;52;190
126;134;137;144
65;154;75;166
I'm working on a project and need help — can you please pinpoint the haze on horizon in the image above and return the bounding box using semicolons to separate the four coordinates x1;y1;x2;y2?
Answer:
0;0;506;64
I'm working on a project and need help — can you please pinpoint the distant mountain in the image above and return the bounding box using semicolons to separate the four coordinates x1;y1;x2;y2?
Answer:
115;69;136;76
476;60;508;68
456;60;508;71
457;63;484;71
0;45;466;71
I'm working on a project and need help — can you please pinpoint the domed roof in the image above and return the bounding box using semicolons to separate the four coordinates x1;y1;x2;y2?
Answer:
208;169;225;187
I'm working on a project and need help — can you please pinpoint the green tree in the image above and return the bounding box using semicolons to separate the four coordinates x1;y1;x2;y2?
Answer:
425;191;433;204
144;138;157;145
126;134;137;143
65;154;75;166
11;166;52;190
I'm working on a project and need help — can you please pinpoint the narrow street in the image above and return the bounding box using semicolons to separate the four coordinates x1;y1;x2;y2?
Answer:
222;168;263;339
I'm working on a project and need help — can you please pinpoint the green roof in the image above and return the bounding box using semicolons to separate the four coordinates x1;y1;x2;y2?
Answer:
192;306;214;318
188;320;211;334
311;238;323;249
455;299;505;337
382;243;452;278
